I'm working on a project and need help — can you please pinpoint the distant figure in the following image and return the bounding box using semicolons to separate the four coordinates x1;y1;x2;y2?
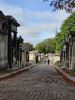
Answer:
48;59;50;65
44;59;46;64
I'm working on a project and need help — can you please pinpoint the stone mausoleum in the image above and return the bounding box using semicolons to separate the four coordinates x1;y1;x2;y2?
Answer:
60;31;75;71
0;11;20;69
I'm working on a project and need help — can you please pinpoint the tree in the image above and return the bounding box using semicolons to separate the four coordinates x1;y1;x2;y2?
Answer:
55;32;63;52
44;0;75;12
61;12;75;33
35;38;56;54
55;12;75;52
35;43;46;53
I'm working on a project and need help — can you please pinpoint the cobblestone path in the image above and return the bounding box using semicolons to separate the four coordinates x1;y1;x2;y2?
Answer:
0;64;75;100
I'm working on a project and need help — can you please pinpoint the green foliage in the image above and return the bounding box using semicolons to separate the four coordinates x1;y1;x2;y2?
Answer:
61;12;75;34
35;12;75;53
44;0;75;12
55;12;75;52
35;38;56;54
55;32;63;52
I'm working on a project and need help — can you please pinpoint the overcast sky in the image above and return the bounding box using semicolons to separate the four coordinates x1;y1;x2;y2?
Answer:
0;0;70;46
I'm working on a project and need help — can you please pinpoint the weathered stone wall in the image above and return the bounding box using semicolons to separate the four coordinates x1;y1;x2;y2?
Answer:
29;53;36;64
29;51;38;64
48;53;60;64
0;34;8;67
22;51;27;66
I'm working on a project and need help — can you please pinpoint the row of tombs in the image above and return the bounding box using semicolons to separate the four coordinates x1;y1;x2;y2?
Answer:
0;11;29;69
60;31;75;71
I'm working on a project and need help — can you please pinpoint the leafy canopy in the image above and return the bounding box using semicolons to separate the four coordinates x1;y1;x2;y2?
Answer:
35;38;56;54
35;12;75;53
44;0;75;12
55;12;75;52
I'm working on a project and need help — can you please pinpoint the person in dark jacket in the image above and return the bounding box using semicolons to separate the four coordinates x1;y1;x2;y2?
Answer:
48;59;50;65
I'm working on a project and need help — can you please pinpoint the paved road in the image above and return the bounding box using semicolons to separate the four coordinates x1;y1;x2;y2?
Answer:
0;64;75;100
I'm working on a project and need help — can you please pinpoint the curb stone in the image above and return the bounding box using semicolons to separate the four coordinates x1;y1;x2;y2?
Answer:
54;65;75;86
0;64;38;81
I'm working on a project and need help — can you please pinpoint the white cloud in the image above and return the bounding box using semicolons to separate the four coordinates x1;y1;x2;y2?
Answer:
18;23;56;36
17;10;69;38
0;0;70;45
24;10;69;22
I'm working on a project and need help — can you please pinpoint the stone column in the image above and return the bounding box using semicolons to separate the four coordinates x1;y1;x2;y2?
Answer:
63;46;66;67
14;32;17;64
8;23;12;69
65;44;69;68
17;39;20;67
60;51;63;67
69;45;71;69
71;41;75;71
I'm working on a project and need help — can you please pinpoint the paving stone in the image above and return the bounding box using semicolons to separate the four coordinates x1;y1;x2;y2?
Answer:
0;64;75;100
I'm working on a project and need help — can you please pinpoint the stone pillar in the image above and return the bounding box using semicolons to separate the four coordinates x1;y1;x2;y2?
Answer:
69;45;72;69
71;41;75;71
62;48;65;67
8;23;12;69
17;39;20;67
65;44;69;68
20;48;22;66
62;50;67;68
60;51;63;67
65;48;66;62
63;51;64;62
66;46;69;60
60;52;62;62
26;51;29;65
68;31;75;71
14;32;17;64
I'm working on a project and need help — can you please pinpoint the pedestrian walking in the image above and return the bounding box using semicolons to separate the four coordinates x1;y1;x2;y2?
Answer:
44;59;46;64
48;59;50;65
